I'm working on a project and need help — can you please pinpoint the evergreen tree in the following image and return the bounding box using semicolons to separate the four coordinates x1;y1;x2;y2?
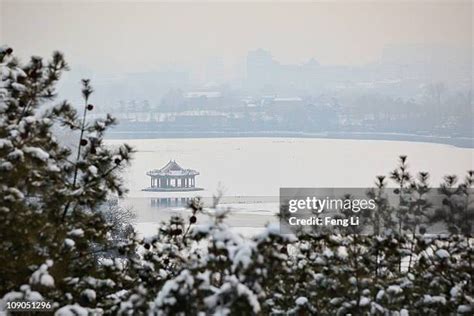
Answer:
365;175;393;235
390;155;412;234
0;47;134;308
434;171;474;235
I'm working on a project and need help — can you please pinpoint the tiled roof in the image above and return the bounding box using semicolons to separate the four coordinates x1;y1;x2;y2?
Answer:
147;160;199;177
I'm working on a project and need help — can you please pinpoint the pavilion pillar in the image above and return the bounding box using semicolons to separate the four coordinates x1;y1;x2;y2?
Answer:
151;177;153;187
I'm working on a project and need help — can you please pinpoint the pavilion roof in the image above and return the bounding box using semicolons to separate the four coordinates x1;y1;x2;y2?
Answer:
146;160;199;177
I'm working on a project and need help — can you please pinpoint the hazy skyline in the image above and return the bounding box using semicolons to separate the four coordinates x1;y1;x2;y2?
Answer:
1;0;472;77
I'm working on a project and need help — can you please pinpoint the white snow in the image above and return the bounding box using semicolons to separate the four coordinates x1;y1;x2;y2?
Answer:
155;270;194;308
88;165;98;177
23;146;49;161
68;228;84;237
2;291;26;302
359;297;370;306
400;309;409;316
0;285;44;308
376;290;385;301
55;304;89;316
11;82;26;91
0;139;12;149
231;242;253;270
323;248;334;258
81;289;96;301
423;295;447;305
23;116;35;124
435;249;450;259
47;162;61;172
64;238;75;248
7;149;23;160
40;274;55;287
101;258;114;267
450;286;460;298
457;305;472;313
29;262;55;287
337;246;348;259
387;285;403;295
295;297;308;305
0;162;13;171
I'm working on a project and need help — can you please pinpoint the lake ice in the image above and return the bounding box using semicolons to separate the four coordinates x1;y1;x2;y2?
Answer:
105;137;473;236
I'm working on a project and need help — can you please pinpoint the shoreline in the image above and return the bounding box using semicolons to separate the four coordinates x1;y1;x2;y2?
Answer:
106;130;474;148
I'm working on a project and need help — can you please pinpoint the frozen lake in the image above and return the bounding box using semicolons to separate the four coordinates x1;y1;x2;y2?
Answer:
105;137;473;236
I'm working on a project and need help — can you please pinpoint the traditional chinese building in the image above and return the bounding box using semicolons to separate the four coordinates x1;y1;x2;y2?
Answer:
143;160;202;192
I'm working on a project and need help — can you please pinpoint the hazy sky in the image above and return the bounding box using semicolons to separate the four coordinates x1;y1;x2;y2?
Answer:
1;0;472;74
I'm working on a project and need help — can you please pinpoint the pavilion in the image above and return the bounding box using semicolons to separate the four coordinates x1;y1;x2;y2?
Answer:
143;160;203;192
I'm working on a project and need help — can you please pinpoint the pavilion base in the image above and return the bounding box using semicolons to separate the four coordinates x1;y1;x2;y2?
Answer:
142;187;204;192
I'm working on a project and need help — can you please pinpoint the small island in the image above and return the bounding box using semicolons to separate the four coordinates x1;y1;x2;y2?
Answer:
143;160;203;192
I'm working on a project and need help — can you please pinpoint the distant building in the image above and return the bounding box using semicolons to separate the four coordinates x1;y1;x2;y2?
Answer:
183;91;223;108
143;160;203;192
272;97;304;108
184;91;222;99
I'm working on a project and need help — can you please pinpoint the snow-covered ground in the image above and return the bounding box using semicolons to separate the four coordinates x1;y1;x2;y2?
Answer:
105;137;473;236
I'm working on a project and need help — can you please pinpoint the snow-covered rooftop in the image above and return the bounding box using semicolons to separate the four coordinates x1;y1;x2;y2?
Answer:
146;160;199;177
184;91;222;99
